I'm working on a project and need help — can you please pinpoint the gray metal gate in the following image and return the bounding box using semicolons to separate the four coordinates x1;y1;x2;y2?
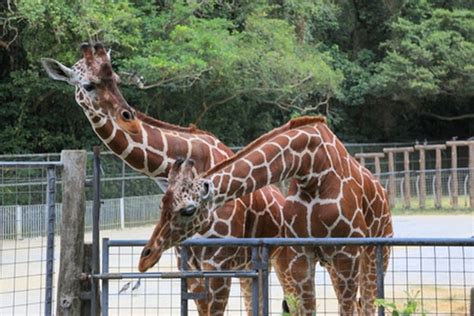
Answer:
0;161;61;316
96;237;474;315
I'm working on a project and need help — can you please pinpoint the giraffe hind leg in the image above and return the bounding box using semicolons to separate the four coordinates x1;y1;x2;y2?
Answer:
327;247;360;316
357;245;391;315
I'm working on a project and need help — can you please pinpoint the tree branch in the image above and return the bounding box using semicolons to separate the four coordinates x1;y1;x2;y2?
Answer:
119;68;212;90
421;112;474;121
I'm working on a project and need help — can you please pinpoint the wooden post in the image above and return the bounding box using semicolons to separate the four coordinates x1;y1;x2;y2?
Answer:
374;156;382;178
403;151;411;209
57;150;87;316
435;147;443;208
446;140;474;208
383;147;414;208
354;153;385;178
385;151;396;207
470;142;474;209
416;147;426;209
415;144;446;209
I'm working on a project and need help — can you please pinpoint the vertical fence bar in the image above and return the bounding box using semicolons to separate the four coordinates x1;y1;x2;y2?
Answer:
101;238;109;316
91;146;101;315
251;246;259;316
45;166;56;316
261;245;270;316
375;245;385;316
180;246;189;316
15;205;22;240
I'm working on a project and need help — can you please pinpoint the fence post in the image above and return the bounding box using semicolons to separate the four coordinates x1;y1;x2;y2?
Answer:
120;197;125;229
415;144;446;208
15;206;22;240
446;140;459;208
383;150;396;207
470;143;474;209
383;147;414;208
435;147;443;208
415;146;426;208
57;150;87;316
354;153;385;178
403;150;413;209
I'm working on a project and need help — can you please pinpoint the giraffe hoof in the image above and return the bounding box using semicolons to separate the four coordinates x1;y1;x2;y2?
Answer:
282;299;290;313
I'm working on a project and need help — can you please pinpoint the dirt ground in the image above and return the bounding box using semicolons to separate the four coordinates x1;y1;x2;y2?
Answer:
1;215;473;315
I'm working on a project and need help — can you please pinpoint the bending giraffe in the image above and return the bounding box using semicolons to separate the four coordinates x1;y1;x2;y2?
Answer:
140;116;393;315
41;43;286;315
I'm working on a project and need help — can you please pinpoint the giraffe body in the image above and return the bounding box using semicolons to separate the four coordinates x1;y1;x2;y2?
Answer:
41;43;285;315
145;116;393;315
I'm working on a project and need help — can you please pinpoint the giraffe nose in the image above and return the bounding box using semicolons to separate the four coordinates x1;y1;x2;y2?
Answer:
141;248;151;258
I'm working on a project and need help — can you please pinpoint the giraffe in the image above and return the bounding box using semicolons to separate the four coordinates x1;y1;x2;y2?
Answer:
140;115;393;315
41;43;286;315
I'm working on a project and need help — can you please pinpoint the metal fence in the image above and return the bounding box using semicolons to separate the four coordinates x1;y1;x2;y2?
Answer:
0;161;61;316
97;238;474;315
1;195;162;240
378;168;472;210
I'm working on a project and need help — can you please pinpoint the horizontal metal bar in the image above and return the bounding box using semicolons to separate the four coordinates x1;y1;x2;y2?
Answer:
94;271;258;280
106;237;474;248
0;161;63;168
183;237;474;247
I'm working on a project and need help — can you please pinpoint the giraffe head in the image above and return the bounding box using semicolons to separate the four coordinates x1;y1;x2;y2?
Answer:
41;43;141;134
138;159;213;272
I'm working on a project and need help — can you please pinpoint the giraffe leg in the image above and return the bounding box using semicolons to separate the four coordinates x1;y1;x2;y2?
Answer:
274;246;316;316
327;247;360;316
187;277;210;315
204;277;232;316
357;245;391;315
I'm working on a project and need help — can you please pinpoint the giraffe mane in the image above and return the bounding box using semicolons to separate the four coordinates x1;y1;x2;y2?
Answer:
204;115;326;177
136;111;216;137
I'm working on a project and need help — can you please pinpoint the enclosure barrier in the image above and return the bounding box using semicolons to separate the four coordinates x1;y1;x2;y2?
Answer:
97;237;474;316
0;161;61;316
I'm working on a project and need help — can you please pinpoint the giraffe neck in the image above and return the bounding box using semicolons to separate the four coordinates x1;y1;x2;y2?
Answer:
207;122;336;207
80;105;233;178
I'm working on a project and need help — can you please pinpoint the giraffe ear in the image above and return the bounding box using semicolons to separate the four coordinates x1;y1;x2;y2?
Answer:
200;180;213;202
154;177;169;193
41;58;80;85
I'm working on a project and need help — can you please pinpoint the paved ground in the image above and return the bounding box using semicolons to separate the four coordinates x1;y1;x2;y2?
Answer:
1;215;473;315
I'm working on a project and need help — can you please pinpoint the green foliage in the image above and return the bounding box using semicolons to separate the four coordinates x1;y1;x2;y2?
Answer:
372;3;474;100
0;0;472;154
375;291;427;316
282;293;300;316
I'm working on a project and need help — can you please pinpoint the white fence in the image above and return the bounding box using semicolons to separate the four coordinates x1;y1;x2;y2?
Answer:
1;194;162;240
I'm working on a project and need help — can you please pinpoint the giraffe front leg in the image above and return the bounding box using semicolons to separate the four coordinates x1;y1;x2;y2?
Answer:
274;246;316;316
327;246;361;316
186;277;210;316
357;245;391;315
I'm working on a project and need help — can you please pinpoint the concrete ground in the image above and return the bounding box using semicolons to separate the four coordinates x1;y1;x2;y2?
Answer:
1;215;473;315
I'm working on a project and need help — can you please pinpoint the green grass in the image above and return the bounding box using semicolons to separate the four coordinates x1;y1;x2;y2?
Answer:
390;196;472;215
391;208;472;215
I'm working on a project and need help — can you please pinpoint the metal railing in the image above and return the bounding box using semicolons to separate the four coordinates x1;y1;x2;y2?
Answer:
0;161;61;316
97;237;474;315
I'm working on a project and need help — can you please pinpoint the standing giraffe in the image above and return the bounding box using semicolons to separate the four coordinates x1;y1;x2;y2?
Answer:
41;43;286;315
140;116;393;315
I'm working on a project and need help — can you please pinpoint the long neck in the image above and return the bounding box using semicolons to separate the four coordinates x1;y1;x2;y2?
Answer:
208;124;333;207
80;104;233;178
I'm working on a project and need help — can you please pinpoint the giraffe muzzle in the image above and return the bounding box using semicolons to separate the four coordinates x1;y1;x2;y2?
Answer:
138;246;162;273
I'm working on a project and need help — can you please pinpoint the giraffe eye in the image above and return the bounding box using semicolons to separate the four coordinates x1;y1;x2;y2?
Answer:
83;83;95;91
179;205;197;217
